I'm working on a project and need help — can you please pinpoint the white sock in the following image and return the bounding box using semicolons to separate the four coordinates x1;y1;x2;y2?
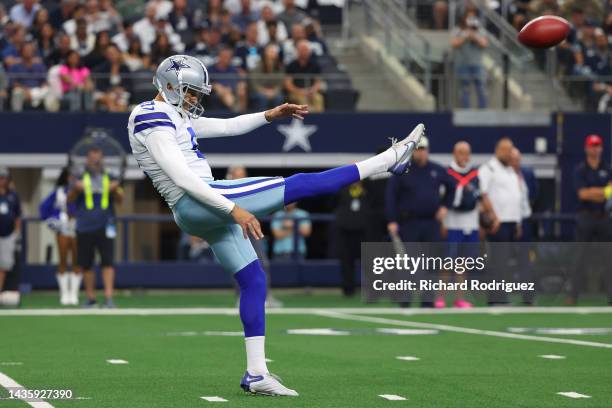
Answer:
355;146;401;179
245;336;268;375
56;274;69;300
68;272;82;302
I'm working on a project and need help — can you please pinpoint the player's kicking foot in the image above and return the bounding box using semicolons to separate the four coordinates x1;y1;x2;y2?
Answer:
240;372;299;396
388;123;425;175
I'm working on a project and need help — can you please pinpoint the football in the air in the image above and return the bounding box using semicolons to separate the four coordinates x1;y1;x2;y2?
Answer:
518;16;571;48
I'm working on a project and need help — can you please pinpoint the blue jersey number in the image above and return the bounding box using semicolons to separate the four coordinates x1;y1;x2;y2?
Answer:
187;127;205;159
139;101;155;111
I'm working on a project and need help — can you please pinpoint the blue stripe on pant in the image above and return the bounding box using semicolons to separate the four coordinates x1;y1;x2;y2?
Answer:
173;177;286;273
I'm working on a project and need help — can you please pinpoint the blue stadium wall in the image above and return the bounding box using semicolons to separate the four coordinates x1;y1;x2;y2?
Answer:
2;111;610;289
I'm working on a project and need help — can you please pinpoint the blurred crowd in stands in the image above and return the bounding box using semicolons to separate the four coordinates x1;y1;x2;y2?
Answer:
0;0;332;112
419;0;612;111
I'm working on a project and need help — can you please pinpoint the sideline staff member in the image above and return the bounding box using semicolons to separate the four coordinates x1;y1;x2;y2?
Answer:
0;167;21;294
570;134;612;305
68;146;123;308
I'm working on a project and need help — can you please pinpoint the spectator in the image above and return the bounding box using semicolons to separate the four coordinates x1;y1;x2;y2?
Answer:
249;44;284;110
334;181;370;297
479;138;522;305
122;38;149;72
86;0;121;34
9;0;41;29
154;16;185;53
2;25;29;67
450;12;489;109
45;32;72;67
208;46;247;111
0;167;21;296
149;32;175;67
93;44;131;112
67;145;123;308
36;22;55;63
284;39;324;112
7;41;50;111
70;18;95;56
277;0;307;32
49;0;77;31
83;30;111;69
39;167;81;306
62;4;89;36
257;4;288;47
31;7;50;38
304;19;328;56
235;21;261;71
569;134;612;305
271;203;311;260
232;0;260;33
111;18;137;53
133;3;159;54
281;23;314;65
168;0;194;46
217;8;241;45
205;0;224;28
59;50;94;111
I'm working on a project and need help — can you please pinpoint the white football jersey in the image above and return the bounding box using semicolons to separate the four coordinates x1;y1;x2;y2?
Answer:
128;100;213;207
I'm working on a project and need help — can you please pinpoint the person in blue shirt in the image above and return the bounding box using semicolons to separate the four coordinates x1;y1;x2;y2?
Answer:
386;135;451;307
0;167;21;295
7;41;48;111
271;203;311;260
386;135;451;242
207;47;247;111
68;146;123;308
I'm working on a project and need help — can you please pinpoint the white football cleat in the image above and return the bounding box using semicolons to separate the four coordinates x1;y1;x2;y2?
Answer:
240;372;299;396
388;123;426;175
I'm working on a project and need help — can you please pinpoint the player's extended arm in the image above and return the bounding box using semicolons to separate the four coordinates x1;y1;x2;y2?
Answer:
191;103;309;138
145;129;236;214
191;112;270;138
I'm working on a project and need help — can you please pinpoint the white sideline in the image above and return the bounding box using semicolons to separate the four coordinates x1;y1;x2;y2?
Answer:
317;311;612;350
0;371;55;408
1;306;612;317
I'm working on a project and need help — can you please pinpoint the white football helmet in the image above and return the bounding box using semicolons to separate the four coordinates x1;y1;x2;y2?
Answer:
153;55;212;119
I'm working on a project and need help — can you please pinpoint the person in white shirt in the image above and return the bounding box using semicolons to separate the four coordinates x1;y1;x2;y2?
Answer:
9;0;40;28
479;137;522;304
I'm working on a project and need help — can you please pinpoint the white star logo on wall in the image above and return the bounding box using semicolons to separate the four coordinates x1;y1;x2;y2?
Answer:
277;119;317;152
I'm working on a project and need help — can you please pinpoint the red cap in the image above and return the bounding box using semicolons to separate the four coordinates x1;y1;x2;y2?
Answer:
585;134;603;147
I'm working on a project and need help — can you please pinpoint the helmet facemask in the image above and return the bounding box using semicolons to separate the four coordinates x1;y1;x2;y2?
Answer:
179;82;210;119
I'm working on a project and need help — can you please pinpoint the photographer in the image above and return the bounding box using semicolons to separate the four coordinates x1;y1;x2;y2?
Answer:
450;12;489;109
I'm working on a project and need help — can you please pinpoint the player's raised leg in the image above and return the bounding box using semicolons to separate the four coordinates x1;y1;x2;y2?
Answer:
283;123;425;205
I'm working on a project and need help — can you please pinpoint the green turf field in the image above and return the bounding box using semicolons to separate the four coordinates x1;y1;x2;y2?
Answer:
1;292;611;407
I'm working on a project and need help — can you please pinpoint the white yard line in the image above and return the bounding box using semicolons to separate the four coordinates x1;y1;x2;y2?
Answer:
0;371;55;408
106;359;128;365
200;396;228;402
0;306;611;317
379;394;407;401
316;311;612;350
557;392;591;399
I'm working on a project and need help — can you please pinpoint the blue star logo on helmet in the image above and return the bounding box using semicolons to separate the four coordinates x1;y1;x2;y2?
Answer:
165;58;190;73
